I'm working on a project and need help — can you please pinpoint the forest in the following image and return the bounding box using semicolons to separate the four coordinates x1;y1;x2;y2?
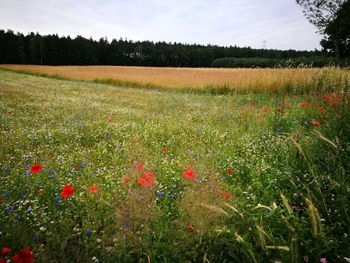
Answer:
0;29;337;68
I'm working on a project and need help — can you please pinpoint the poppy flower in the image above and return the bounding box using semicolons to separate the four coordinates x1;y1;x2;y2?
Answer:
11;248;35;263
122;176;130;183
300;103;308;107
227;169;233;175
137;172;154;187
136;164;143;171
319;108;325;113
311;120;320;127
61;185;75;199
182;169;196;180
224;192;232;199
30;164;42;173
294;134;301;140
2;247;11;256
162;146;168;153
216;191;224;197
73;163;78;169
90;184;98;193
188;224;195;232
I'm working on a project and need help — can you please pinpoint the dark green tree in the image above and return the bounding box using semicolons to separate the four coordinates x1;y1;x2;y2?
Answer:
321;0;350;58
296;0;347;59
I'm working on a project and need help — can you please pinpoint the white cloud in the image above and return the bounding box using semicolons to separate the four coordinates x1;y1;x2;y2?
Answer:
0;0;322;50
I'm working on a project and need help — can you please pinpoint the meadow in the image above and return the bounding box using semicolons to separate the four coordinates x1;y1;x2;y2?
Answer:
0;67;349;262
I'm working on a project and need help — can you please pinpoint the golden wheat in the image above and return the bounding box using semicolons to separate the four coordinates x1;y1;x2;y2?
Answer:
2;64;348;91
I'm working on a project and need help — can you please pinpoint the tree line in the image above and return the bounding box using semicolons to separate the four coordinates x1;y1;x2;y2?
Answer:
0;29;332;68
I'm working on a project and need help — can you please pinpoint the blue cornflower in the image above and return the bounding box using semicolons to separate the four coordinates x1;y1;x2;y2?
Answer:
14;215;21;219
5;169;11;174
6;206;14;212
49;170;56;174
194;178;201;183
156;191;165;198
27;209;33;214
122;220;132;230
85;229;91;236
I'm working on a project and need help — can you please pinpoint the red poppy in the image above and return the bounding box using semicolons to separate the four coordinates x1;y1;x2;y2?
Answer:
136;164;143;171
162;146;168;153
319;108;325;113
276;107;285;115
2;247;11;256
300;103;308;107
182;169;196;180
137;172;154;187
61;185;75;199
30;164;42;173
257;115;264;122
122;176;130;183
188;224;195;232
311;120;320;127
0;259;7;263
90;184;98;193
73;163;78;169
11;248;35;263
227;169;233;175
294;134;301;140
224;192;232;199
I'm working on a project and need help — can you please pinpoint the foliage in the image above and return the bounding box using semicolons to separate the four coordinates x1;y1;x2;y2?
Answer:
0;29;328;67
296;0;350;59
321;0;350;58
296;0;345;32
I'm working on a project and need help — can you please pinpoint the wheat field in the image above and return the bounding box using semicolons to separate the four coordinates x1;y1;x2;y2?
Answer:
2;64;347;92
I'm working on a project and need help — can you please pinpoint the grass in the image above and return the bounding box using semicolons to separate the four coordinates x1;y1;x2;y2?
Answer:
1;64;350;94
0;68;349;262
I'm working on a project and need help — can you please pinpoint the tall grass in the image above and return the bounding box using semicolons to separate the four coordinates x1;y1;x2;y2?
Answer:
1;64;349;94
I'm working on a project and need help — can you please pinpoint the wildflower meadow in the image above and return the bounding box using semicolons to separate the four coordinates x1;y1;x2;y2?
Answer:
0;68;349;262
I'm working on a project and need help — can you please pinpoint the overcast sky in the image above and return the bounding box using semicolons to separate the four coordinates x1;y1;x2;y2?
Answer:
0;0;322;50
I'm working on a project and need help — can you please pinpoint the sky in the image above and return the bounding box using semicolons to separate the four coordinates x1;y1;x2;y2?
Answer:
0;0;323;51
